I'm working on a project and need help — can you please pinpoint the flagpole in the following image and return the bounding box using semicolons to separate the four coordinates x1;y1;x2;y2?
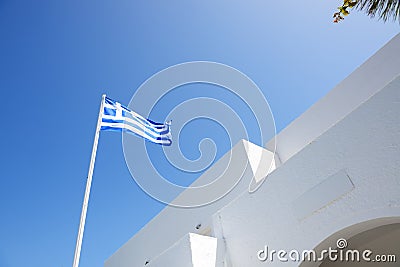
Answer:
72;94;106;267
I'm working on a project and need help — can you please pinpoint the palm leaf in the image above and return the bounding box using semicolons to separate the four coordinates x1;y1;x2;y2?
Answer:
355;0;400;22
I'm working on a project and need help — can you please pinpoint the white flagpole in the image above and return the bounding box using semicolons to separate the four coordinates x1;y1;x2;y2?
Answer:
72;94;106;267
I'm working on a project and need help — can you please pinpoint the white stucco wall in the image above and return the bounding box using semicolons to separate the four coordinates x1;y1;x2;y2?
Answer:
213;75;400;266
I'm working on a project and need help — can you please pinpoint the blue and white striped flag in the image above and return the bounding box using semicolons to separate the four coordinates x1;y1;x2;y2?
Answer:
100;96;172;146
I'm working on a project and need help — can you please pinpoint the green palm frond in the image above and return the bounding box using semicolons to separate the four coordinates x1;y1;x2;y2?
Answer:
333;0;400;23
356;0;400;22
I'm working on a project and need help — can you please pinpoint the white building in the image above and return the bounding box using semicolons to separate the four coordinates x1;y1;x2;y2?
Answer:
105;34;400;267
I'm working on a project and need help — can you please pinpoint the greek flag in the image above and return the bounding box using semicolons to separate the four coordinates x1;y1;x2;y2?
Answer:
100;96;172;146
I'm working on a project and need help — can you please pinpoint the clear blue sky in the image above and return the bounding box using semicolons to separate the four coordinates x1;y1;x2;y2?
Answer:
0;1;398;266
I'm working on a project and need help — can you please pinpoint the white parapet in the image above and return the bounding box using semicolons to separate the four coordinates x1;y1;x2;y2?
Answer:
146;233;217;267
267;33;400;165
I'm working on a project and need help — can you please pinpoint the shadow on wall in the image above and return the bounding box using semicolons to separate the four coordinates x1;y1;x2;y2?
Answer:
300;217;400;267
